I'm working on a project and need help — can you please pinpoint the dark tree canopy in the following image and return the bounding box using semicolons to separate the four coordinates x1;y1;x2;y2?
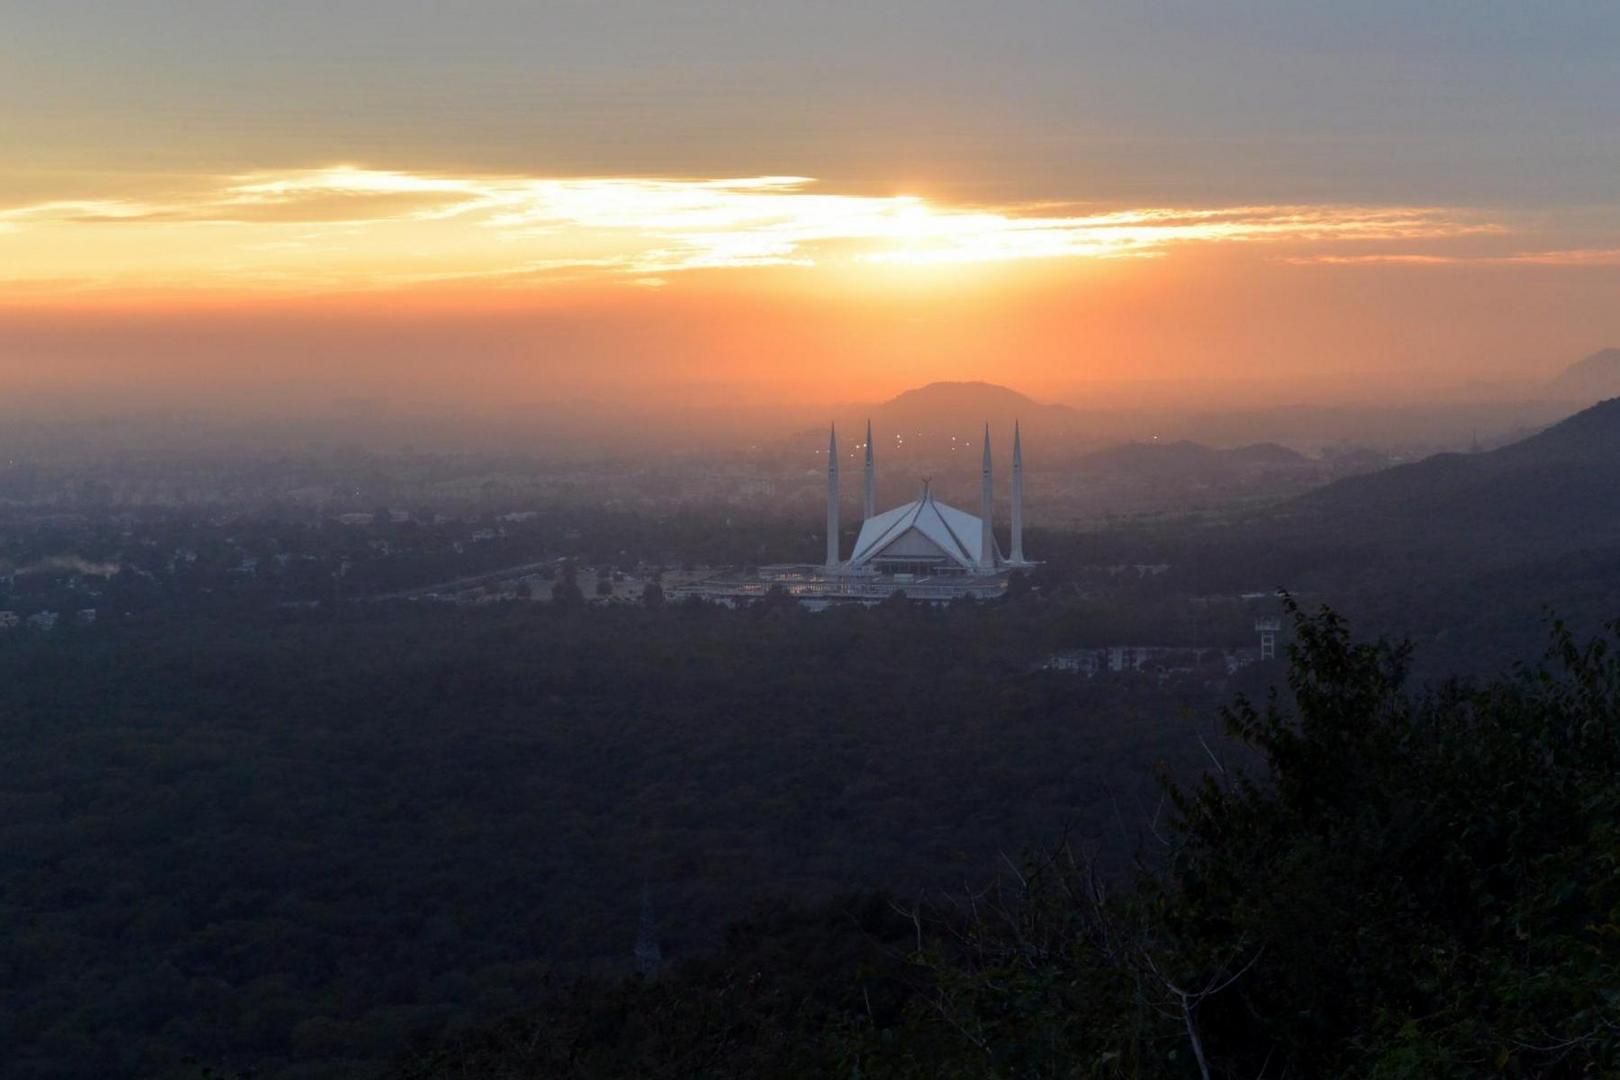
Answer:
386;603;1620;1079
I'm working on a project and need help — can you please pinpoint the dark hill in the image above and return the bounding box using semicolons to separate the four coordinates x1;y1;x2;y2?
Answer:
1496;393;1620;461
872;381;1082;441
1288;397;1620;557
882;380;1049;414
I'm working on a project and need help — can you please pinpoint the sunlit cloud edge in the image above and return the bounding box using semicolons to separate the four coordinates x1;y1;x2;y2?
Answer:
0;167;1516;292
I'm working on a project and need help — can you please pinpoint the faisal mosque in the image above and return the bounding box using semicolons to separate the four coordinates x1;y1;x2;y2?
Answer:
678;421;1031;607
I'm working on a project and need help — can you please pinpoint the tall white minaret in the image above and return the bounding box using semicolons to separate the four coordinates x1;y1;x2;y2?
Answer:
863;419;875;520
1010;421;1025;565
978;423;994;570
826;423;840;569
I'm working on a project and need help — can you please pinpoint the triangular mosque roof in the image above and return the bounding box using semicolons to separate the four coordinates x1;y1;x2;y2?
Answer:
847;489;997;570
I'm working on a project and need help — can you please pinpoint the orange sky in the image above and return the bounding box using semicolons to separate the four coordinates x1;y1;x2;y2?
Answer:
4;5;1619;414
2;168;1617;412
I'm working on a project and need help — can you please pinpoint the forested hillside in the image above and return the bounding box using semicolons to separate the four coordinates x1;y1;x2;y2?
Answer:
1287;396;1620;559
0;597;1242;1079
393;604;1620;1079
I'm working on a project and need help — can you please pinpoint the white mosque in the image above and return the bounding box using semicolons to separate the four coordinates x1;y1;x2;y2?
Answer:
679;420;1030;606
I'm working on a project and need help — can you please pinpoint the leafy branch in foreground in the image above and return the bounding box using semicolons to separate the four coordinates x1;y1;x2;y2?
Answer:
884;601;1620;1078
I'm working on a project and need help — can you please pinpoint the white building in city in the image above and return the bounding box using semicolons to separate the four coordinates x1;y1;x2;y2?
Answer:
678;420;1031;607
832;419;1029;578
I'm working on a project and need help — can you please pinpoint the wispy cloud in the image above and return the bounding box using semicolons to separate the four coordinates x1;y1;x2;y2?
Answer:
0;166;1509;292
1279;253;1462;266
1502;248;1620;266
1283;248;1620;267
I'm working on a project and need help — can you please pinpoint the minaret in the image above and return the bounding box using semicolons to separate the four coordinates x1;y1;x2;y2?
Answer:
863;419;875;520
978;423;994;570
1010;421;1025;564
826;423;840;570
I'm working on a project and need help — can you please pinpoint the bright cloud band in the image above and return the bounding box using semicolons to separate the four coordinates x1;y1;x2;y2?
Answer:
0;167;1507;294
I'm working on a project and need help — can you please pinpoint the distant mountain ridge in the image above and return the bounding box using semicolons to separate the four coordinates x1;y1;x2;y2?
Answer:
1289;396;1620;557
881;380;1062;412
1548;348;1620;402
1496;393;1620;461
873;381;1081;436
